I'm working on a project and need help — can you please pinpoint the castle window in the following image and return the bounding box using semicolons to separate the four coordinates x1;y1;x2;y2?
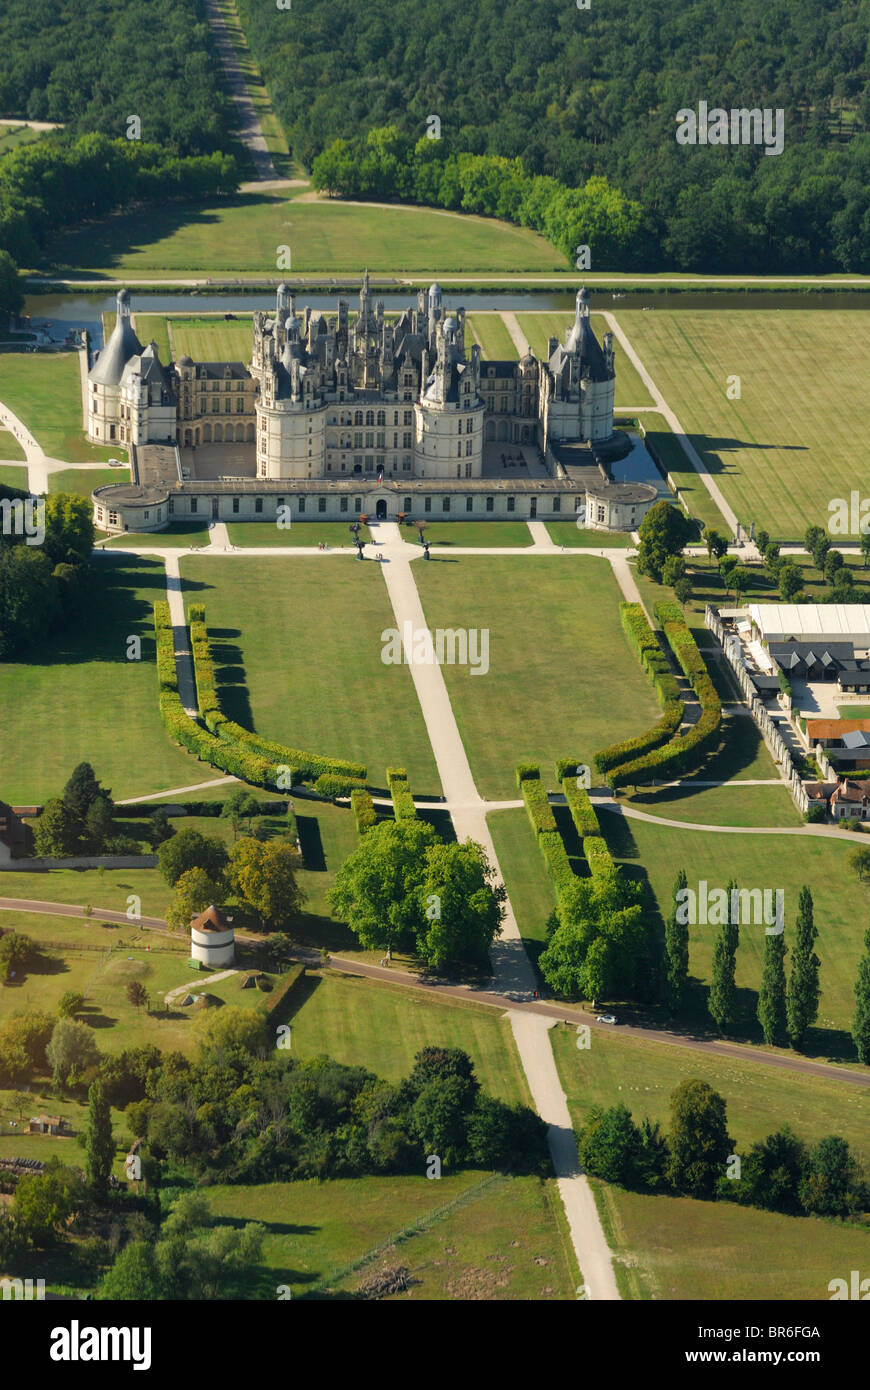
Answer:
168;499;175;514
443;497;451;512
404;497;412;511
424;497;432;513
365;432;374;448
403;392;412;402
232;498;240;513
212;399;219;412
110;425;116;439
402;457;412;471
507;497;515;512
393;433;398;447
191;498;198;513
365;458;374;472
109;511;119;526
236;398;244;412
457;444;462;457
403;432;412;449
553;496;561;512
458;421;462;434
354;497;362;513
465;462;472;477
466;496;473;512
340;497;348;512
597;505;605;523
298;497;306;513
224;399;231;412
404;411;412;426
318;497;326;513
354;411;363;425
393;412;399;426
377;410;385;426
376;432;385;448
200;399;206;412
354;432;362;447
456;466;461;478
465;441;472;455
365;410;374;426
486;497;494;512
466;419;472;433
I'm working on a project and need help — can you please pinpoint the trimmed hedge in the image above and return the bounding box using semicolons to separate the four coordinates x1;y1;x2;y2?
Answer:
561;778;601;838
351;787;377;836
153;601;178;694
518;765;574;893
606;607;722;789
263;963;307;1022
518;766;557;836
314;772;368;799
583;835;613;875
387;767;417;820
515;763;540;789
186;604;367;785
537;828;576;895
554;757;585;782
594;603;683;774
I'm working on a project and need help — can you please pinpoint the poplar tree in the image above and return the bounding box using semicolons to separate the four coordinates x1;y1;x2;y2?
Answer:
83;1078;114;1203
664;867;689;1013
786;887;820;1049
852;926;870;1066
708;880;739;1033
757;930;787;1045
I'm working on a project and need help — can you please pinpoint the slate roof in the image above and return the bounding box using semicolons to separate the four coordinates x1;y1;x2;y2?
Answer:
90;314;143;386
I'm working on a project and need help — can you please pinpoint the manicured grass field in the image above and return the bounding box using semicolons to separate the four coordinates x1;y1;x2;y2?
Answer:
39;193;566;278
614;310;870;540
0;124;50;152
203;1172;578;1300
224;520;363;548
514;311;655;409
288;970;531;1107
0;427;27;461
0;554;201;802
102;520;211;547
466;313;519;360
415;555;658;799
488;807;557;955
404;521;533;548
179;554;441;794
168;317;255;363
0;463;29;490
131;314;172;362
601;811;870;1051
0;353;117;463
550;1023;869;1299
50;467;127;495
542;521;635;548
837;704;870;719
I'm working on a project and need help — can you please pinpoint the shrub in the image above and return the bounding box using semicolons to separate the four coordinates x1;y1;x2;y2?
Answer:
561;778;601;838
153;602;177;693
515;763;539;789
314;773;368;799
263;964;307;1021
519;770;557;837
583;836;613;875
594;604;683;775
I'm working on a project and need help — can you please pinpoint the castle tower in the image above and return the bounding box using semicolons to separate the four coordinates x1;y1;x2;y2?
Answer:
541;286;616;447
87;289;144;444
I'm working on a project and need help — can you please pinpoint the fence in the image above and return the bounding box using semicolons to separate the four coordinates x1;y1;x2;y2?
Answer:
705;606;809;815
0;854;158;872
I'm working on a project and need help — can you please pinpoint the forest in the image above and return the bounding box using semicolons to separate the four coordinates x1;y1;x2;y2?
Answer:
238;0;870;273
0;0;234;157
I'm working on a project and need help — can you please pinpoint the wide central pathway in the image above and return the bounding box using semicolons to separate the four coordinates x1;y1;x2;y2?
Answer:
368;520;620;1300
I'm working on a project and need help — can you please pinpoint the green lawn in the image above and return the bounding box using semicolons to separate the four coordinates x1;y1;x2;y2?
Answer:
287;969;532;1107
601;811;870;1053
38;192;566;278
225;521;364;548
179;554;441;794
101;520;211;548
0;554;202;801
0;463;29;490
550;1023;869;1299
466;313;519;360
593;1179;869;1301
0;353;118;463
542;521;635;548
613;310;870;540
131;314;172;362
488;807;557;959
203;1172;578;1300
404;521;533;548
837;704;870;719
415;555;658;799
0;123;51;152
515;311;655;409
50;467;128;496
168;317;255;363
0;427;27;461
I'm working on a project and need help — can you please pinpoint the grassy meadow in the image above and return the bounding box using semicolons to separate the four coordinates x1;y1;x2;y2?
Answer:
0;353;118;463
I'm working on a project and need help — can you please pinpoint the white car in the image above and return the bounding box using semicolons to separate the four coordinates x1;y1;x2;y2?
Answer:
108;457;123;467
596;1014;617;1025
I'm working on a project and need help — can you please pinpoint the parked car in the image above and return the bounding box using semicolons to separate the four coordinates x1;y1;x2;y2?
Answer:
596;1014;617;1025
108;457;123;467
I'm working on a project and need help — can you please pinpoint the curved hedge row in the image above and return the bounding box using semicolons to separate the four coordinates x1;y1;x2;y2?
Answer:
560;776;601;839
605;607;722;790
594;603;683;774
187;604;367;785
387;767;417;820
